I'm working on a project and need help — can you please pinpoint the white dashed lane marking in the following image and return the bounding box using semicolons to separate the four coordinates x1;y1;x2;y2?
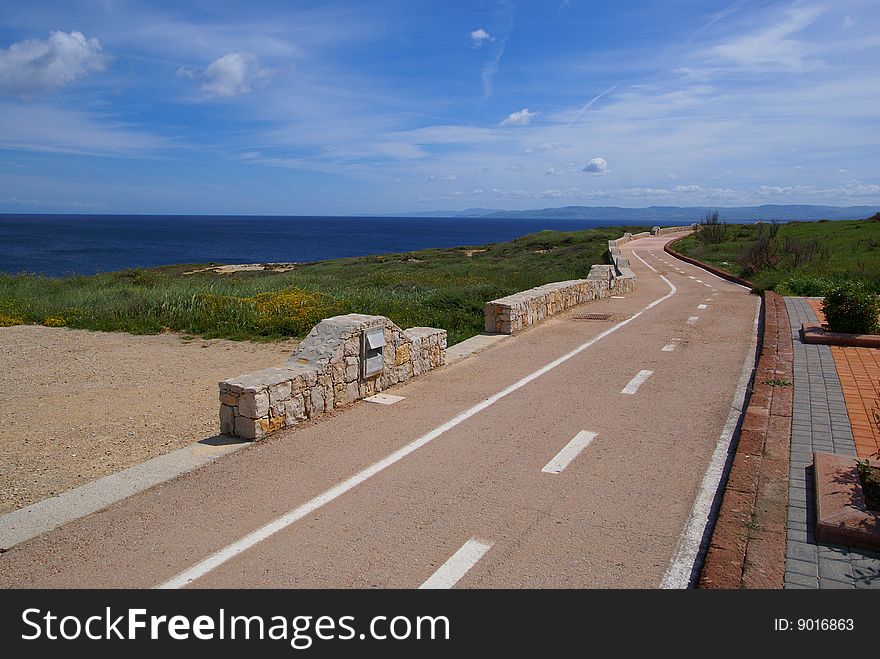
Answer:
621;369;654;395
419;539;493;589
542;431;599;474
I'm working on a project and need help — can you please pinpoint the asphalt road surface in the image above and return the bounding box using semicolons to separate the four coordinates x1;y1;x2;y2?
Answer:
0;233;760;588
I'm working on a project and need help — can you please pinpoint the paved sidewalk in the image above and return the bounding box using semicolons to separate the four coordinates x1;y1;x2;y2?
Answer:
783;297;880;589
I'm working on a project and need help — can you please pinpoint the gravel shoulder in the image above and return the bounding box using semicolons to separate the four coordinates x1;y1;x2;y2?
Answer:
0;325;297;515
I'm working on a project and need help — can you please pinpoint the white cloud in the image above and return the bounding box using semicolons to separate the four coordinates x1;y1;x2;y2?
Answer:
0;194;104;209
525;140;564;154
0;30;106;96
582;157;609;175
470;28;493;47
500;108;537;126
759;181;880;198
709;5;824;72
0;101;168;156
184;52;273;98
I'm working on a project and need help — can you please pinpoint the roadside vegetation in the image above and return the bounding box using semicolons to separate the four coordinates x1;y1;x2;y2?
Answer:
674;212;880;295
0;225;646;345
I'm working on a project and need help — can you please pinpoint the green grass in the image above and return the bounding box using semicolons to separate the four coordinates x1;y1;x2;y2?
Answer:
0;225;645;345
672;215;880;293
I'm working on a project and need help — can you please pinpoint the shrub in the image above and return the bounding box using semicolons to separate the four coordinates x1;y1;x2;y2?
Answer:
822;281;880;334
776;275;836;297
736;235;779;275
0;313;24;327
780;236;829;268
697;209;728;245
250;288;341;336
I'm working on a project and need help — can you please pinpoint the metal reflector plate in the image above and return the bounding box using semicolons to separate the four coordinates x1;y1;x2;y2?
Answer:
365;328;386;349
364;353;384;377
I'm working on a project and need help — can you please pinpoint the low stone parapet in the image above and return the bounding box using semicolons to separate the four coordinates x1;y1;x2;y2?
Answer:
484;278;608;334
652;224;697;235
484;225;687;335
220;314;446;440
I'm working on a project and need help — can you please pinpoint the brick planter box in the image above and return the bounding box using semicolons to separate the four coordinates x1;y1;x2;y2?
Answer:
814;451;880;552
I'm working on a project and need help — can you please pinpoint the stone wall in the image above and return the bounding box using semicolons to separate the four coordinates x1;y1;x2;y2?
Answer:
652;224;698;235
220;314;446;440
483;266;634;334
485;231;643;335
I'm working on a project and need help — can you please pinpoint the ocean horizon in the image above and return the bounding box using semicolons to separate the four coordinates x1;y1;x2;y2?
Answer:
0;214;693;278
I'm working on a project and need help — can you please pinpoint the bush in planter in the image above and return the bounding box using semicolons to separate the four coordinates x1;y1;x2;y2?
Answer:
822;281;880;334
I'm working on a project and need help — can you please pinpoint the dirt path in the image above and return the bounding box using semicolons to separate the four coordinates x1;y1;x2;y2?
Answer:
0;326;297;514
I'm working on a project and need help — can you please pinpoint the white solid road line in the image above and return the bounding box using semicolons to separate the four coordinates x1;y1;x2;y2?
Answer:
661;296;762;588
542;431;599;474
635;251;658;273
621;369;654;395
419;539;493;589
687;316;699;325
158;251;679;589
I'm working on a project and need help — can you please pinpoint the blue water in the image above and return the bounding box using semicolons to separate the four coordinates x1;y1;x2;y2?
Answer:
0;214;687;277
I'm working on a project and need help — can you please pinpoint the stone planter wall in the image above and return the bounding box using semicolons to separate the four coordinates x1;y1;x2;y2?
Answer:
220;314;446;440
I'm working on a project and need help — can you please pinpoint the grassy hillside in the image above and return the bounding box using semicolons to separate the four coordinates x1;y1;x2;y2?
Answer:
672;215;880;294
0;225;643;345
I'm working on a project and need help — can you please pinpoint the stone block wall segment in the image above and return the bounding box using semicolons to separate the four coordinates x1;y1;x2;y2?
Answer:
653;224;697;235
220;314;446;440
483;225;685;335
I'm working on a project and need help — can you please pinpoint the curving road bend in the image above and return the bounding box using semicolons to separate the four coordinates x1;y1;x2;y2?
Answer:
0;233;760;589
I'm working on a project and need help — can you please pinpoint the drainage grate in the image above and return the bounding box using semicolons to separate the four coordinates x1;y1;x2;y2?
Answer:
572;312;614;321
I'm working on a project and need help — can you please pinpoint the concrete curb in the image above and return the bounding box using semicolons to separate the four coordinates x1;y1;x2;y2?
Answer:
445;333;510;364
664;238;756;290
698;291;793;588
801;322;880;348
0;437;248;551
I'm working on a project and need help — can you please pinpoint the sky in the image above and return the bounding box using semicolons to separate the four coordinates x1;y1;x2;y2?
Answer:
0;0;878;216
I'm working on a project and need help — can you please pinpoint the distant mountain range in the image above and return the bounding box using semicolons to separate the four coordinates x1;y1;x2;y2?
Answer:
390;205;879;222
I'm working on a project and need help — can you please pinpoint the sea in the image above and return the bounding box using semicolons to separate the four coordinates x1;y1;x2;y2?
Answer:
0;214;692;277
